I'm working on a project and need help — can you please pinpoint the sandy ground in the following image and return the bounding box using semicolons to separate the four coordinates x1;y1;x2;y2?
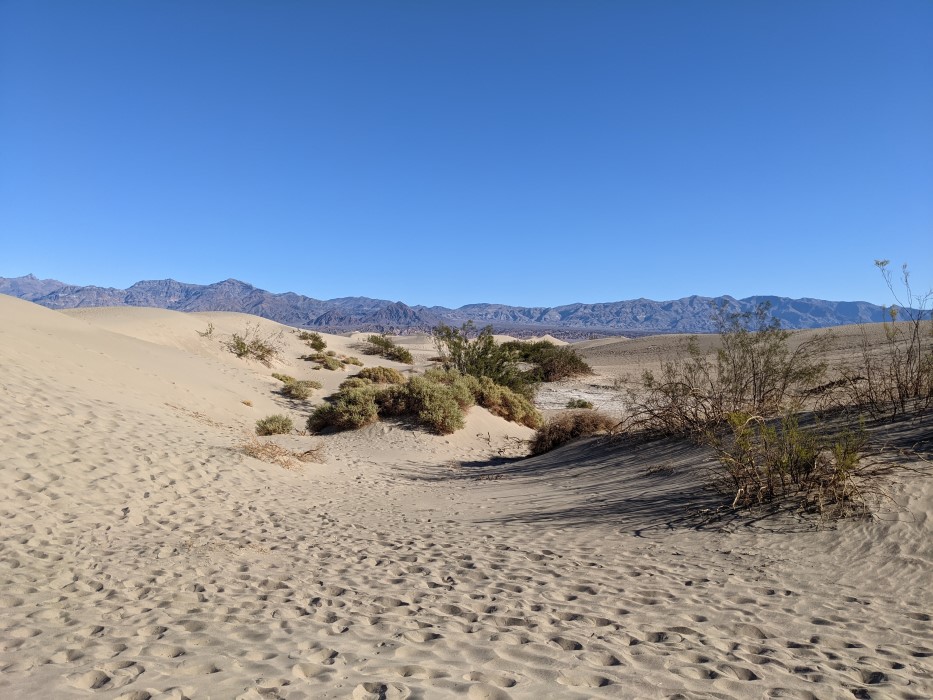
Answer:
1;294;931;699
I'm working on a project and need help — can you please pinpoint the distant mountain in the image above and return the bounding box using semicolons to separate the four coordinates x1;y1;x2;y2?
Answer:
0;274;904;337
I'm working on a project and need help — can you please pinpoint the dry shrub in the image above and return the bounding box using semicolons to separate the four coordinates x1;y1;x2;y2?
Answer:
358;366;407;384
225;323;284;366
240;435;325;469
836;262;933;417
566;398;594;409
339;377;373;390
530;411;617;455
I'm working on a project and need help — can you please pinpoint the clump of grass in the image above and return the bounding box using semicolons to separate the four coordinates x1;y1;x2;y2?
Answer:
566;398;594;409
272;373;296;384
225;323;285;366
297;330;327;351
345;356;364;366
531;411;617;455
240;435;324;469
363;335;414;364
255;414;294;435
358;366;407;384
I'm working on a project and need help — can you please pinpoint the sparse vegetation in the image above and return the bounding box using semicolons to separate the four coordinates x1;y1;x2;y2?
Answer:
362;334;414;364
566;398;594;409
531;410;617;455
357;366;407;384
272;373;296;384
710;412;871;517
837;261;933;417
197;322;215;338
240;435;324;468
255;414;294;435
225;323;285;366
297;330;327;351
301;352;344;370
623;302;827;437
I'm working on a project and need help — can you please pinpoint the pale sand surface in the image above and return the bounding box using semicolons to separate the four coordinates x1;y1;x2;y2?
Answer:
1;294;931;699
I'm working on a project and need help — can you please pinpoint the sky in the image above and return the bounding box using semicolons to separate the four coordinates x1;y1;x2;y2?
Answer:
1;1;931;309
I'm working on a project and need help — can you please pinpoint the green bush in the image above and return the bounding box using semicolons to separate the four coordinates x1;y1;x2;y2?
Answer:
272;372;296;384
531;411;617;455
363;335;414;364
432;322;531;396
301;352;344;370
280;379;321;400
298;330;327;351
358;366;407;384
501;340;593;382
471;376;542;429
307;387;379;432
399;377;465;434
566;398;594;409
345;356;364;366
255;414;294;435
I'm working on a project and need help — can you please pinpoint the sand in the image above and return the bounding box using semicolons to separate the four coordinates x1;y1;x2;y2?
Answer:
1;293;930;699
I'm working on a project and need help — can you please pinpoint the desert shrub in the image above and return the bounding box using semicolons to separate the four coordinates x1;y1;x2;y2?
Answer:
711;412;870;517
345;356;364;366
363;335;414;364
301;352;343;370
624;302;826;437
837;261;933;417
272;372;296;384
225;323;284;366
566;398;594;409
280;379;321;400
432;322;531;396
358;366;407;384
502;340;593;382
298;330;327;351
255;414;294;435
399;376;465;434
339;377;373;390
531;411;617;455
470;376;543;429
197;322;215;338
307;387;379;432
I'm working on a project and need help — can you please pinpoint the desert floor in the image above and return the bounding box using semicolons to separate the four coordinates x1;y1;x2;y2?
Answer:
1;295;930;699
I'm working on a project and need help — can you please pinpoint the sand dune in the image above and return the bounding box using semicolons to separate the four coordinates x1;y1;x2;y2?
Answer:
1;294;930;699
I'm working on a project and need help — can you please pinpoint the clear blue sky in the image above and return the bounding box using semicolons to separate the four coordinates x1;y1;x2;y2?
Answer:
1;1;930;308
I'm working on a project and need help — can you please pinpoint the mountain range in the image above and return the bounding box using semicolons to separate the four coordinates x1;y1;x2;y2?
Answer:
0;274;900;338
